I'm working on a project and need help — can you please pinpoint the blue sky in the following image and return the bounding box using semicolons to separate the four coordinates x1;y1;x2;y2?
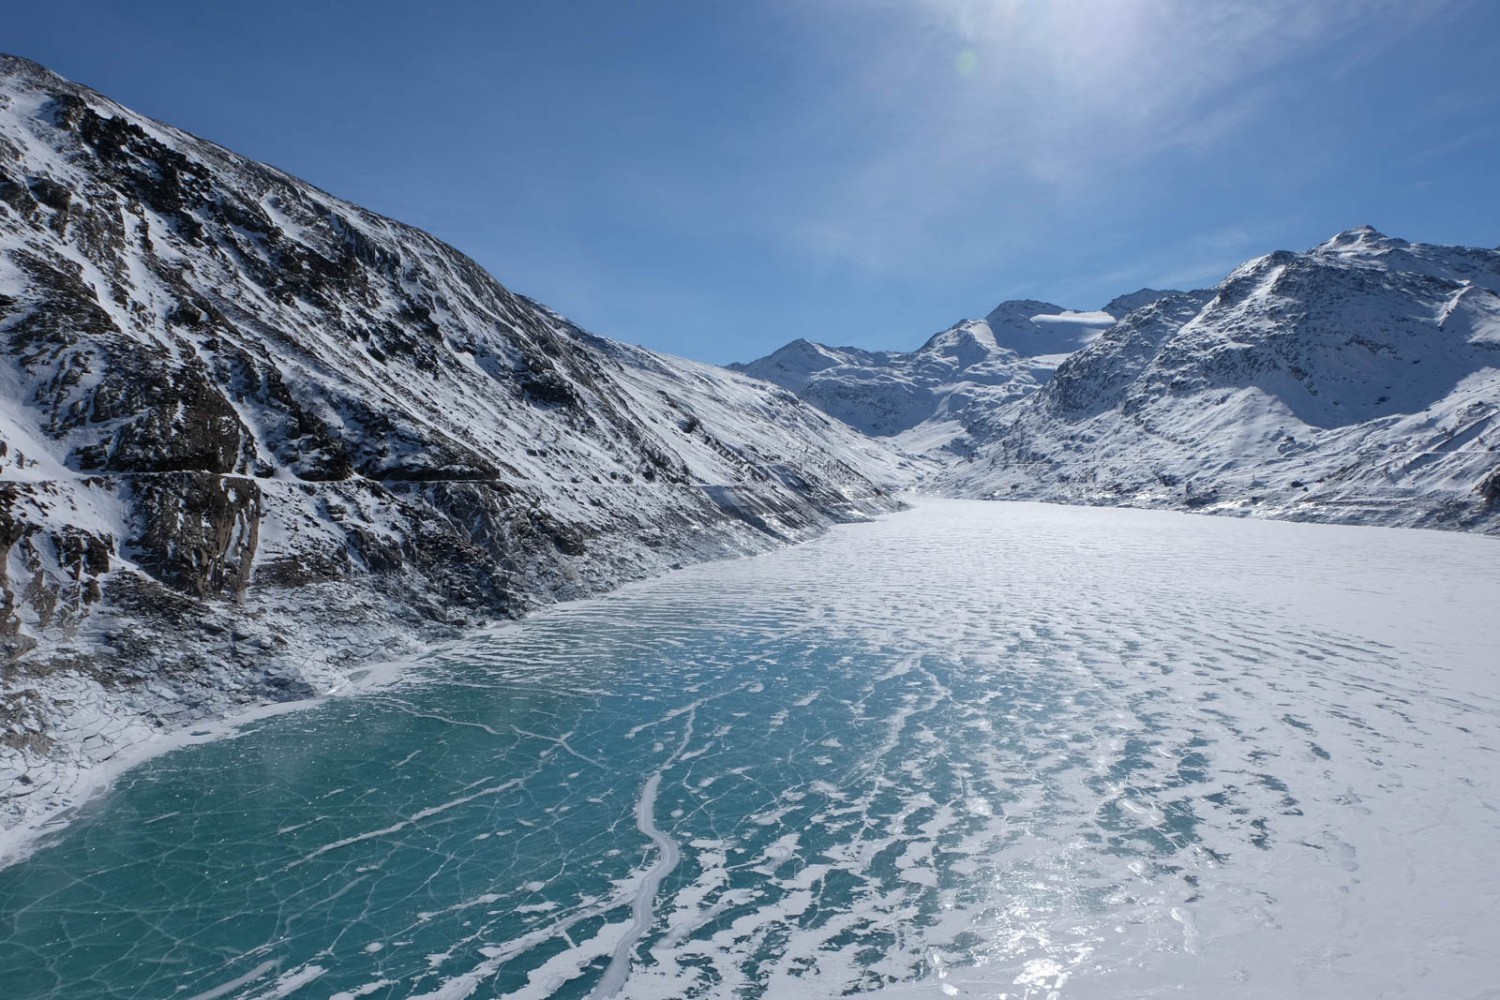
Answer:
7;1;1499;363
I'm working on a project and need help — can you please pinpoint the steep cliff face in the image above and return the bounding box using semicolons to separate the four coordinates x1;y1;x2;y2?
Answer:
0;55;901;795
943;228;1500;531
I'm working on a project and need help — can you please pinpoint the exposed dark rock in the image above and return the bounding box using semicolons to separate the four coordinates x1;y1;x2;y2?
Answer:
127;473;261;599
1481;468;1500;505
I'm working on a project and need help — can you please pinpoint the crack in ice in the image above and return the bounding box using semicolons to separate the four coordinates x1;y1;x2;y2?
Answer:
591;706;698;998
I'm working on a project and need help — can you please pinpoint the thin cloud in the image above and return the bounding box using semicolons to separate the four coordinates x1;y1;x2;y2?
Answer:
768;0;1459;277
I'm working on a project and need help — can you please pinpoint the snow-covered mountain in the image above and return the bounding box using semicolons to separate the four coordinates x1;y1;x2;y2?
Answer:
737;229;1499;533
942;227;1500;531
0;54;902;811
730;297;1153;447
979;298;1119;357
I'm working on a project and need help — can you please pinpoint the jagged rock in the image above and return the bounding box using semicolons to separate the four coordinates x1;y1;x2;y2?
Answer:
127;473;260;598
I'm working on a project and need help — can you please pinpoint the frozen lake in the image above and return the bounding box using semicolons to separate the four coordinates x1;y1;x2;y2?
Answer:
2;499;1498;999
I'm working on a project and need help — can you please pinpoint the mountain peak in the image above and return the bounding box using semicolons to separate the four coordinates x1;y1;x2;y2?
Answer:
0;53;70;88
1314;225;1407;254
1101;288;1182;318
765;337;845;369
919;319;997;353
984;299;1068;326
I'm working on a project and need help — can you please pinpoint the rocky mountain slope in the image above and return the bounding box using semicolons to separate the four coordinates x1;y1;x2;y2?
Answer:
731;296;1167;449
943;227;1500;531
0;55;902;827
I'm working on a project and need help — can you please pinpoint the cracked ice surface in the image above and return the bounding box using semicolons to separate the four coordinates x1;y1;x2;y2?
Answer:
2;499;1499;999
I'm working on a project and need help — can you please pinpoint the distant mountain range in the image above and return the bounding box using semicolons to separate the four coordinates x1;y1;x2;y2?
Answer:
739;227;1500;532
729;296;1172;442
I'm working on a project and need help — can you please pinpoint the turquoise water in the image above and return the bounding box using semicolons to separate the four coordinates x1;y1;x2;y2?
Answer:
3;501;1499;999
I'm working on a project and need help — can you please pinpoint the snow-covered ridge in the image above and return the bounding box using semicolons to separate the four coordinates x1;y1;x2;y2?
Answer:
731;291;1176;449
942;227;1500;531
0;54;903;831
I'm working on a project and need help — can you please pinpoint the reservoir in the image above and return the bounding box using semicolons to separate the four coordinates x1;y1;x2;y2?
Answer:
2;500;1497;999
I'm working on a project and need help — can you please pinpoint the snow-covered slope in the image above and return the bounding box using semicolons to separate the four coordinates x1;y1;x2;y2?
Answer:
942;227;1500;532
0;54;902;818
979;298;1118;357
730;298;1145;447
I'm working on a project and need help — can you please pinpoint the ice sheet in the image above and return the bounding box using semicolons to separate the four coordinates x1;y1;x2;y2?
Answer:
1;499;1496;999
